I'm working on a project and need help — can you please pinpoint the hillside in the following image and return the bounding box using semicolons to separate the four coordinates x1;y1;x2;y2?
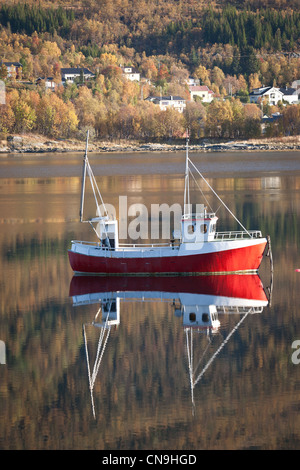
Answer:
0;0;299;143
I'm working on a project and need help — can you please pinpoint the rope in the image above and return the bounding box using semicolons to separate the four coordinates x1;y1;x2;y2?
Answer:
188;158;252;237
86;159;108;217
188;167;213;212
193;310;252;387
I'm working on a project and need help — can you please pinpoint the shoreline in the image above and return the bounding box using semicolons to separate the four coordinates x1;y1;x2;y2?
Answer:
1;134;300;154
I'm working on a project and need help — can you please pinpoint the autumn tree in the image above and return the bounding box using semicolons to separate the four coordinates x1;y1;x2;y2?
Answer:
154;108;185;140
184;101;206;140
115;104;140;139
74;86;103;129
139;55;158;81
210;67;225;89
36;93;78;138
282;105;300;136
0;64;7;79
193;65;211;87
135;100;161;140
248;72;261;90
7;90;36;133
0;102;15;135
205;100;233;138
230;98;245;139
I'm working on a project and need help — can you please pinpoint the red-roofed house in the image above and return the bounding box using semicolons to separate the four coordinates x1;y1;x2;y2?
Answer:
189;85;214;103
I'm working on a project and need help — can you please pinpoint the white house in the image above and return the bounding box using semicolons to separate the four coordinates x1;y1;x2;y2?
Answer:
121;66;140;81
279;87;299;104
189;85;214;103
146;95;186;113
292;80;300;91
36;76;57;90
249;86;284;106
61;67;95;84
186;77;199;87
1;61;23;79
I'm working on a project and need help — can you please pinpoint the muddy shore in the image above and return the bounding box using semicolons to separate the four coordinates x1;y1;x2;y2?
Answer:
1;134;300;154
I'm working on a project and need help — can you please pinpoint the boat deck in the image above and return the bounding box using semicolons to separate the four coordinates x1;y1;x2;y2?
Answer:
71;230;263;253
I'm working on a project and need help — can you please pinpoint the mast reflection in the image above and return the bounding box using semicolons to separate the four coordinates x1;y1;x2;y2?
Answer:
70;274;269;417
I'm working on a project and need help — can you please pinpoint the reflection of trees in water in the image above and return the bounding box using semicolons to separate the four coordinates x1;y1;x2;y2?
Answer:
1;162;300;448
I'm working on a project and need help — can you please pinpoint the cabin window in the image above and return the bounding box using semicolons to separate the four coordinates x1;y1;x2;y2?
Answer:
187;224;195;234
202;313;209;322
210;223;216;233
200;224;207;234
189;312;196;322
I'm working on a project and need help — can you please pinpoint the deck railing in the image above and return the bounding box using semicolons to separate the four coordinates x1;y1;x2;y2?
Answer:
214;230;262;240
71;240;179;251
71;230;263;251
217;306;264;314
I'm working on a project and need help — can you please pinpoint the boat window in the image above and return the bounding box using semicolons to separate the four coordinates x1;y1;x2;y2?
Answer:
189;312;196;322
200;224;207;234
187;224;195;234
202;313;209;322
210;224;216;233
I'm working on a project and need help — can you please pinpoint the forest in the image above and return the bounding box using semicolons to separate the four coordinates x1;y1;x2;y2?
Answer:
0;0;299;142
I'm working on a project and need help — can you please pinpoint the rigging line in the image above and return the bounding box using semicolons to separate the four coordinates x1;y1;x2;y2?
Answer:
185;328;194;405
188;158;252;237
92;313;109;383
92;312;111;381
92;329;110;384
188;167;213;212
214;204;222;215
92;323;106;384
88;220;101;240
85;162;99;213
83;322;97;420
193;310;252;387
85;163;110;240
193;334;213;377
86;160;108;216
83;324;94;395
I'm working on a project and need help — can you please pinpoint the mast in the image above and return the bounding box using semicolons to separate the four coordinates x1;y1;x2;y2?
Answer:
183;129;190;214
79;130;89;222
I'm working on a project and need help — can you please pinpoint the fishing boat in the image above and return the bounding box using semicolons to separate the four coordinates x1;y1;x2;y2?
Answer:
68;132;268;275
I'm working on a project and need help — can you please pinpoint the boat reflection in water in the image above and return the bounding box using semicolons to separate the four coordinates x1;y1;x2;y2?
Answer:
69;275;269;417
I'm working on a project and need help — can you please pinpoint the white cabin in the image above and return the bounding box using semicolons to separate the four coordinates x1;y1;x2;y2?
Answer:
96;217;119;249
181;210;218;243
183;305;220;331
93;298;120;327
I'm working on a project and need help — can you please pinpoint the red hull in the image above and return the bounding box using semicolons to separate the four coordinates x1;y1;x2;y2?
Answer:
68;241;267;275
69;273;268;302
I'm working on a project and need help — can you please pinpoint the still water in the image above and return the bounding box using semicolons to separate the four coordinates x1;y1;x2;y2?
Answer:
0;150;300;450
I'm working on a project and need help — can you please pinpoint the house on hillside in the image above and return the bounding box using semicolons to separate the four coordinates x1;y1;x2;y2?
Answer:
146;95;186;113
186;77;200;87
292;80;300;90
189;85;214;103
249;86;284;106
36;77;58;90
279;86;299;104
261;112;282;134
61;67;95;84
1;61;23;79
121;66;140;81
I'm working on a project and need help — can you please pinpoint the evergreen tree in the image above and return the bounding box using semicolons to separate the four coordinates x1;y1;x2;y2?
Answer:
239;46;259;77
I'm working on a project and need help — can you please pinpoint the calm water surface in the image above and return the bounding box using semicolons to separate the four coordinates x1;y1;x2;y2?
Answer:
0;150;300;450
